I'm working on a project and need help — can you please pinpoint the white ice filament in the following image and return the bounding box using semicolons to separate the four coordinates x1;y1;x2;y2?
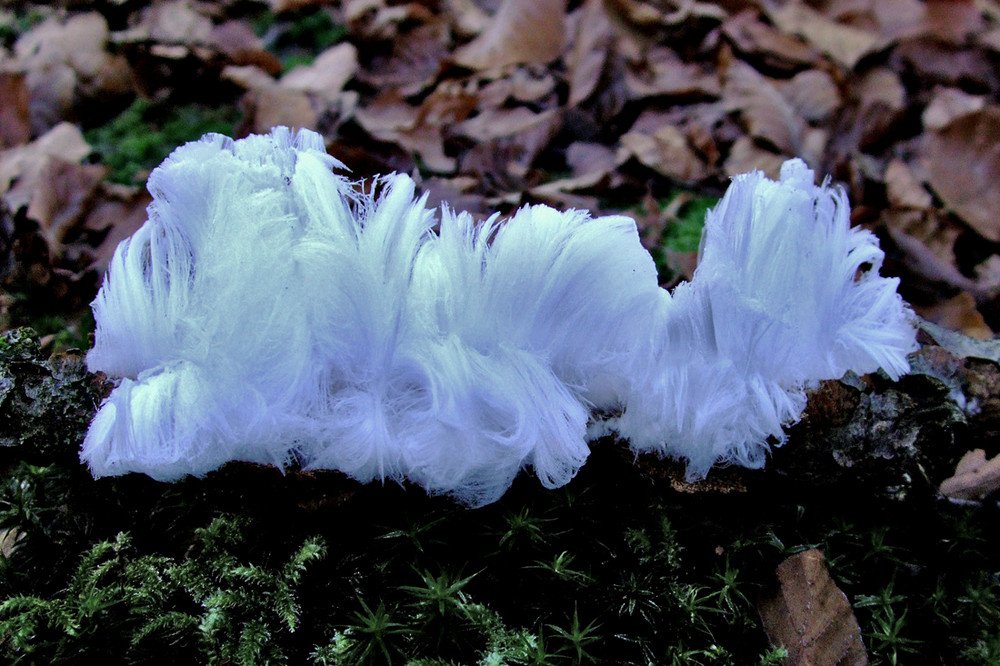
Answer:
82;128;917;505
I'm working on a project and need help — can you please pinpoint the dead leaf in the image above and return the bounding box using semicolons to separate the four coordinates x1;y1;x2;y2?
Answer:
453;0;567;70
281;43;359;101
620;125;709;183
766;1;883;70
0;123;90;202
917;292;994;340
15;13;110;80
359;23;449;97
722;135;787;180
779;69;840;123
723;61;806;157
224;65;318;135
625;47;721;99
206;20;282;74
14;13;114;132
940;449;1000;500
923;107;1000;242
566;0;615;106
850;67;906;149
758;549;868;666
83;183;153;274
884;159;932;210
566;141;616;179
922;86;986;131
0;72;30;149
721;9;819;71
25;159;108;258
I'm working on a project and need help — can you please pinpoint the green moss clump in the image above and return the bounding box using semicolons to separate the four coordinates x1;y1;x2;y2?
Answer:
85;99;240;185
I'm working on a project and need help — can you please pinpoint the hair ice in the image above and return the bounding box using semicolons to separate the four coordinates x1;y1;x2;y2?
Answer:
82;128;917;505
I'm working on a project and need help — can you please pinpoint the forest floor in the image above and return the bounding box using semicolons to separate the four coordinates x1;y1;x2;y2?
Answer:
2;1;1000;664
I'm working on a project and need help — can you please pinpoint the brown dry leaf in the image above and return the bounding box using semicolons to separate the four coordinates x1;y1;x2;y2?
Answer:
723;61;806;157
452;0;567;70
566;141;617;179
0;72;30;149
923;107;1000;242
884;159;932;210
847;67;906;150
723;135;787;179
766;1;883;70
758;549;868;666
881;218;972;296
940;449;1000;500
566;0;615;106
25;159;108;258
356;85;479;174
13;12;114;131
625;47;721;100
779;69;840;123
128;0;214;45
224;65;318;135
922;86;987;131
721;9;819;71
923;0;986;43
206;20;282;74
916;292;994;340
619;124;709;183
0;123;90;203
83;183;153;274
281;43;358;102
359;23;449;97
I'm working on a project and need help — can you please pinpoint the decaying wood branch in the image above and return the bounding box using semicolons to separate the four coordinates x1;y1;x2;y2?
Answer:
0;322;996;504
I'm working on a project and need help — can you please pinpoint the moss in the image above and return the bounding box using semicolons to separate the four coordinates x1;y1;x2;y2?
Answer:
85;99;240;185
0;328;108;458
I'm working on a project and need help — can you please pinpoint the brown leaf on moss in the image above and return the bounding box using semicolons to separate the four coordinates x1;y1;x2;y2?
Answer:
923;107;1000;242
758;549;868;666
453;0;567;70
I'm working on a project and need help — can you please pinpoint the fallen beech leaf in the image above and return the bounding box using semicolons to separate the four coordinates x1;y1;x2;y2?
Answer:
567;0;614;106
940;449;1000;500
722;135;786;180
917;292;994;340
620;125;708;183
206;20;282;74
14;13;113;131
453;0;567;70
758;549;868;666
15;13;110;80
132;0;213;44
779;69;840;123
224;66;318;135
0;73;30;149
884;159;932;210
83;183;153;274
0;123;90;202
25;159;108;257
923;107;1000;242
922;87;986;131
721;9;819;70
625;47;720;99
723;61;805;157
281;43;359;101
767;1;882;69
359;23;449;97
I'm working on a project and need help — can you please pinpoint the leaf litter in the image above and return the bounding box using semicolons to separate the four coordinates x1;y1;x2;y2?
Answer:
2;1;1000;663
